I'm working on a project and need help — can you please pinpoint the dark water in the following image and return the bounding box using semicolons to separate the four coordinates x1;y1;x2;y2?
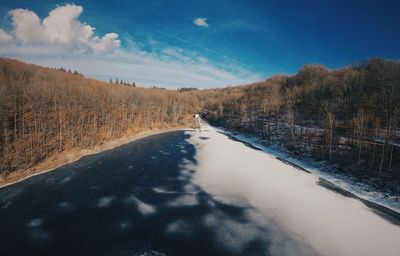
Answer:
0;131;271;256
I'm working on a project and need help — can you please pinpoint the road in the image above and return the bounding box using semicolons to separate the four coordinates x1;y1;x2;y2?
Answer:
0;126;400;256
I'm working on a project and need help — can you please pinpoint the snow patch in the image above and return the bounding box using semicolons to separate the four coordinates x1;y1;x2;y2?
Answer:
97;196;115;208
58;201;74;211
165;219;193;235
152;187;179;194
159;150;170;155
124;195;156;216
166;194;198;207
202;213;261;253
117;221;132;232
27;218;43;228
183;183;198;193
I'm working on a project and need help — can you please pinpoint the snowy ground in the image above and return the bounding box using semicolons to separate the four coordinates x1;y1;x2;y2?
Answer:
183;123;400;256
209;125;400;212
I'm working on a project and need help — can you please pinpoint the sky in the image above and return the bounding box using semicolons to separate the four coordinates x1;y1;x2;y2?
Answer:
0;0;399;88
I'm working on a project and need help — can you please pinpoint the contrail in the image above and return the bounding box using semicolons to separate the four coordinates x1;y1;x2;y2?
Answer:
148;28;260;74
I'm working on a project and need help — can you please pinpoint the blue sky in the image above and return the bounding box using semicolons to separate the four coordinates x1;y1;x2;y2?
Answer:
0;0;399;88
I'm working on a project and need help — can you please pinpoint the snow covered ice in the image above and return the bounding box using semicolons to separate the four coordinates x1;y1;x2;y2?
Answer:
183;124;400;256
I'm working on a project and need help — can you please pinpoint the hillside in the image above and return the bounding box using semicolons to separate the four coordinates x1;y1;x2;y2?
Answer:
0;58;201;183
201;58;400;193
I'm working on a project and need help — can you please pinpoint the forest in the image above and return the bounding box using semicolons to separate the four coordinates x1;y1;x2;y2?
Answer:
0;58;201;178
201;58;400;193
0;57;399;193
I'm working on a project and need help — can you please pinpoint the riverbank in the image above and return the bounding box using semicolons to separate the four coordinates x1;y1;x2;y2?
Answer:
0;125;191;188
210;125;400;212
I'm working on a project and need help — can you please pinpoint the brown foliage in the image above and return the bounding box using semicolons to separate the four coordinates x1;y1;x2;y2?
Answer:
0;58;200;176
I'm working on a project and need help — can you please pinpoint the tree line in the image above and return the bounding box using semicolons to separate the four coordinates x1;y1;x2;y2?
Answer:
0;58;200;176
201;58;400;192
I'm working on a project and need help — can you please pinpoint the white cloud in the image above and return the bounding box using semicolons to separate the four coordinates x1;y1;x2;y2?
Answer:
9;8;43;44
194;17;209;28
0;29;13;42
6;4;120;53
91;33;121;54
0;5;261;88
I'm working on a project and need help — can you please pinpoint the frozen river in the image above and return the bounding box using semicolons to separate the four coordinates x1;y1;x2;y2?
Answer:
0;125;399;256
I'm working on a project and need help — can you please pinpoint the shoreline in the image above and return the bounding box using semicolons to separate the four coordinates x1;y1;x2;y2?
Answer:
0;126;190;189
215;126;400;213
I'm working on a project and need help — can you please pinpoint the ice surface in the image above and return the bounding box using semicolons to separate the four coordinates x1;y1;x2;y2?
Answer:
222;128;400;212
184;125;400;256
